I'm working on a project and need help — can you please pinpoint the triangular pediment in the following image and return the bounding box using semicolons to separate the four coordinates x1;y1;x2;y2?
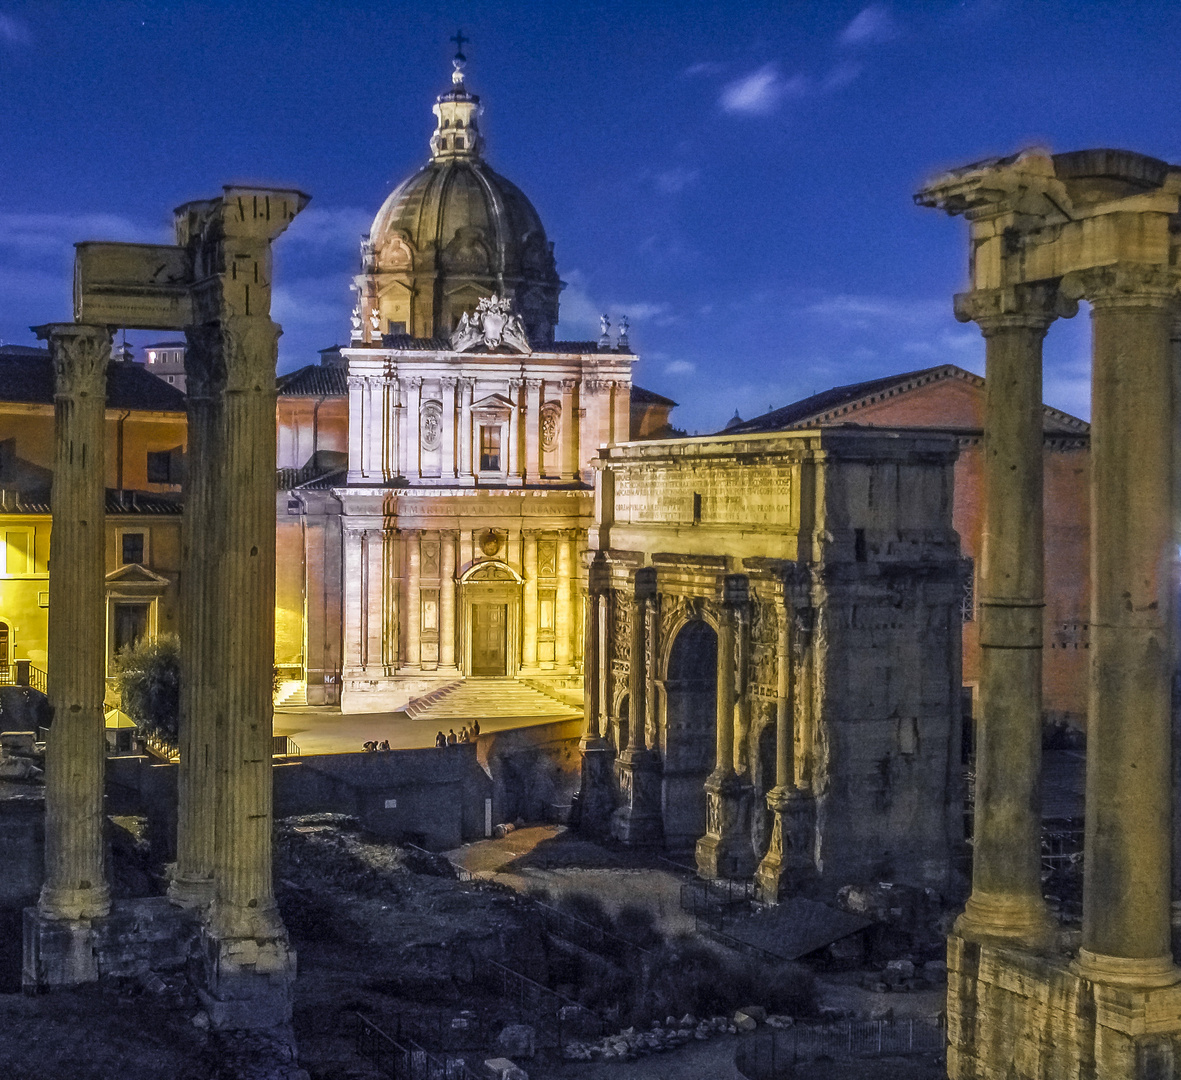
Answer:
471;393;514;411
105;563;170;587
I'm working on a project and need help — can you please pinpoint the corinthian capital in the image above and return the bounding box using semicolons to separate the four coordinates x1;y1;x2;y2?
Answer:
954;282;1077;333
1061;262;1181;310
33;323;112;400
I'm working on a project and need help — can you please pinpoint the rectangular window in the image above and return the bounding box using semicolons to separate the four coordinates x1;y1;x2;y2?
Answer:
147;451;170;483
479;425;501;471
113;603;150;656
121;532;145;565
421;590;439;633
4;530;29;574
388;321;407;336
539;590;556;632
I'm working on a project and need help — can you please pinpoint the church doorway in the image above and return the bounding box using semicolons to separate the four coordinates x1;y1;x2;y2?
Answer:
471;603;507;676
661;620;718;853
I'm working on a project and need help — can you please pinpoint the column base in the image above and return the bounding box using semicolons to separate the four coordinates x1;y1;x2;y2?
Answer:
954;888;1056;949
695;772;756;880
754;787;815;902
948;932;1181;1080
22;907;98;989
197;923;296;1030
572;737;616;839
168;872;216;910
1074;948;1181;988
610;748;663;846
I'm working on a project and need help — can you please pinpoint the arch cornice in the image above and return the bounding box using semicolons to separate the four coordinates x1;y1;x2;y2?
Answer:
459;559;523;584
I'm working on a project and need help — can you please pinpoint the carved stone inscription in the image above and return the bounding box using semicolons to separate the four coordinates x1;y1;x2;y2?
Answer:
614;464;796;526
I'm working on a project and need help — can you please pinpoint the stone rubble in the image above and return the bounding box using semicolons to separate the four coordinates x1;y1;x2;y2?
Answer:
561;1010;778;1062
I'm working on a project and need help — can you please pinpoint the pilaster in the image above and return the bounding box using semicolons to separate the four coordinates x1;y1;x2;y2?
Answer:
524;378;542;481
522;533;538;668
440;531;457;670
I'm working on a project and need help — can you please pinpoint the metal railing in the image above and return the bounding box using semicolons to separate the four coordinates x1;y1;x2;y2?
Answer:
534;901;652;960
680;876;757;931
0;661;46;692
144;732;180;763
272;735;301;757
735;1018;946;1079
472;958;600;1049
354;1013;485;1080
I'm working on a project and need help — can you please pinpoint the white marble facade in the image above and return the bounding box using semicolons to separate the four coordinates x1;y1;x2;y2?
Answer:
335;341;635;712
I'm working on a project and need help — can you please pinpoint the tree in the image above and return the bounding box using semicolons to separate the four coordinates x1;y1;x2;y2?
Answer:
114;634;181;742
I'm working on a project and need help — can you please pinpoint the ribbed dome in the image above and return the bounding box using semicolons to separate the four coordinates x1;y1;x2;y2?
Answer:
356;59;562;347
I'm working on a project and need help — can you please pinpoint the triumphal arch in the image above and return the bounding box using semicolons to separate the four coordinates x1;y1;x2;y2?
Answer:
918;148;1181;1078
23;186;307;1030
574;426;967;899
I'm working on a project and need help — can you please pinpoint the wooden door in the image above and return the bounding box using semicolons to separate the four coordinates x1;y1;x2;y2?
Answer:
471;603;507;676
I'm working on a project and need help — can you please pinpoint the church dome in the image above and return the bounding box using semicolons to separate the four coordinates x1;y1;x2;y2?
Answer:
358;56;563;346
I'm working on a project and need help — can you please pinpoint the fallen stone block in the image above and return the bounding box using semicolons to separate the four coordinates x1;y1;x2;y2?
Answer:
485;1057;528;1080
496;1022;536;1060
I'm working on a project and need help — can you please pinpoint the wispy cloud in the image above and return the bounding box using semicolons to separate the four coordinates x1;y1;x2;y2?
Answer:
0;13;31;46
821;61;864;92
0;211;166;258
664;359;696;376
802;293;946;327
557;270;674;341
719;64;807;115
684;61;726;78
840;4;900;46
654;167;700;195
282;206;370;251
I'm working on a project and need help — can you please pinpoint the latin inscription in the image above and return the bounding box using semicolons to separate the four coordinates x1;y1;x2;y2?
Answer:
614;465;796;527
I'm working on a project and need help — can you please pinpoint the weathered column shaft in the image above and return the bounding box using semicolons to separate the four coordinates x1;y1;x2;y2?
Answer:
1079;274;1179;981
208;317;284;939
556;533;573;667
628;584;649;752
522;533;538;668
405;531;421;668
39;324;112;922
173;327;221;904
714;602;737;777
440;531;456;668
775;605;793;790
582;591;602;740
954;286;1059;945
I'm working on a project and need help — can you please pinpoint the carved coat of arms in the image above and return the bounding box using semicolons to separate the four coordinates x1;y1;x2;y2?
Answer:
450;294;532;354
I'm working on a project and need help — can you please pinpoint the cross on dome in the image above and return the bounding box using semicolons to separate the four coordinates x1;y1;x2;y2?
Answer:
430;32;483;159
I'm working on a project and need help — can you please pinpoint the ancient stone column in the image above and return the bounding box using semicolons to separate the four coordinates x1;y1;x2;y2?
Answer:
1069;265;1181;985
555;532;573;668
522;533;538;669
611;567;662;844
405;531;421;669
171;323;224;908
440;531;456;669
697;574;756;879
952;283;1067;946
575;554;616;836
33;324;112;962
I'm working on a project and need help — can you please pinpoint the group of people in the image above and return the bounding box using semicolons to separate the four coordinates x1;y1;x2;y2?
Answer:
361;739;391;752
435;720;480;748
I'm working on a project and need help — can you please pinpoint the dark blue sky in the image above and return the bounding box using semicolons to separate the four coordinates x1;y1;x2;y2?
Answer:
1;1;1177;432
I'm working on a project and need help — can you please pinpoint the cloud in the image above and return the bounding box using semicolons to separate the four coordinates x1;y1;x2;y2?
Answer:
802;293;946;327
0;211;166;259
664;359;696;376
821;61;864;92
840;4;899;46
0;14;30;45
719;64;807;116
654;168;700;195
683;61;726;78
281;206;370;252
556;270;674;341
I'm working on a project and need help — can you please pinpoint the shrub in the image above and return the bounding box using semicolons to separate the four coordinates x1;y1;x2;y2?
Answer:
555;892;613;931
114;634;180;741
612;903;663;950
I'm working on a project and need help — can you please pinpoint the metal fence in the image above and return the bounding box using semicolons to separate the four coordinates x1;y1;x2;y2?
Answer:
0;661;46;693
272;734;301;757
354;1013;486;1080
472;957;601;1049
534;901;652;960
681;876;757;931
735;1018;946;1079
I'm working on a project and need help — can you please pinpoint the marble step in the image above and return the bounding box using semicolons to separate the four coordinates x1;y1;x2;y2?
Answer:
411;678;581;723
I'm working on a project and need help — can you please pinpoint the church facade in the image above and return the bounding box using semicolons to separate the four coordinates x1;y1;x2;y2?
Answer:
276;58;662;712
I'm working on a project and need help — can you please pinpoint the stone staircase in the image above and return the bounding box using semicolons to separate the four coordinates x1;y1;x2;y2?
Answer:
408;678;581;723
274;679;307;708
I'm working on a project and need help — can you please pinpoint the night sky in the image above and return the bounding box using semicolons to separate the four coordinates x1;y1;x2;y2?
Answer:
1;1;1178;433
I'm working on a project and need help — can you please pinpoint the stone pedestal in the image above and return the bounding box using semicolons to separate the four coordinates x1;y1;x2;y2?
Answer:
198;926;297;1030
23;909;98;989
948;933;1181;1080
575;737;616;838
754;786;814;901
696;773;755;880
610;748;663;845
